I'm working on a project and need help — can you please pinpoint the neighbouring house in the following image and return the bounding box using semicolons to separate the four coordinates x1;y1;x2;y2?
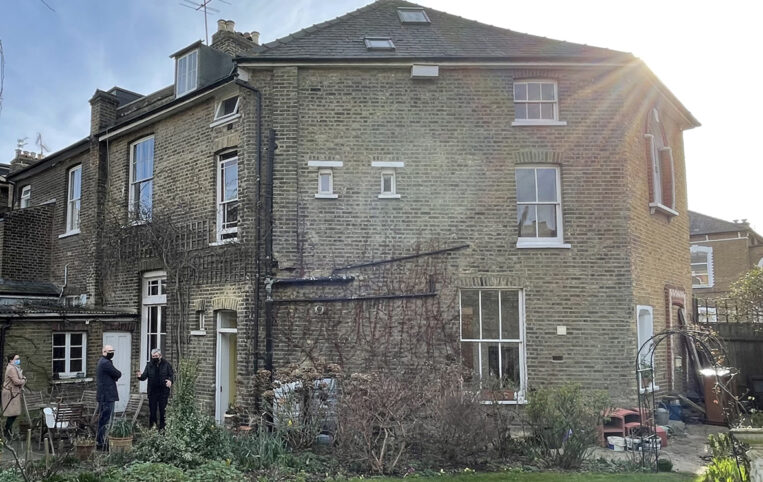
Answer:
0;0;699;418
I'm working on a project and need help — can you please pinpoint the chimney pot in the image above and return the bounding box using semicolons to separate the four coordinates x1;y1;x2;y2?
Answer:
217;19;226;32
225;20;235;31
250;31;260;44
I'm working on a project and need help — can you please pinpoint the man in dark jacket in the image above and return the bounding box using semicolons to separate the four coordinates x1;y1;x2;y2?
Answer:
136;348;174;430
96;345;121;450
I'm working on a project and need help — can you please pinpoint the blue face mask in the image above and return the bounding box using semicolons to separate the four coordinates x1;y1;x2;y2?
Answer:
13;359;20;366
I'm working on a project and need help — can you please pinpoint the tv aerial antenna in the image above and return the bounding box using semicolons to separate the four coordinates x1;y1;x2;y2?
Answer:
35;132;49;156
180;0;231;45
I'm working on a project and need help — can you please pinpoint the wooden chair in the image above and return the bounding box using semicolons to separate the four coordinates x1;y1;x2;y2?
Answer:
22;390;49;450
120;394;145;425
43;403;84;455
80;389;98;424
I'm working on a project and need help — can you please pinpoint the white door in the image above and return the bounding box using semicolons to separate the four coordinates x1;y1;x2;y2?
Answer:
103;332;131;412
215;311;238;424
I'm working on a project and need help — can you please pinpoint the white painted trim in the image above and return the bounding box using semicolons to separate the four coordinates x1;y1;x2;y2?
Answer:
690;245;714;288
209;113;241;128
512;120;567;126
209;239;241;247
649;202;679;217
314;193;339;199
190;330;207;336
308;160;343;168
175;49;198;97
58;229;81;239
378;194;401;199
66;165;82;233
317;168;335;197
371;161;404;168
690;236;748;244
214;96;240;120
516;240;571;249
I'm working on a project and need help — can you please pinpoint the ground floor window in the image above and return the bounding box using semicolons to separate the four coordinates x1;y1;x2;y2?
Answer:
459;289;526;401
52;332;86;378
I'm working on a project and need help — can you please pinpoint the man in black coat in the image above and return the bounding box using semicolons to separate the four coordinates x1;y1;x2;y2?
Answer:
96;345;121;450
136;348;174;430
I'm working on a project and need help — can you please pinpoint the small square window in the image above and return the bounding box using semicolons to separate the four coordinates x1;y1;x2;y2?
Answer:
378;169;400;199
398;8;430;24
513;80;560;123
364;37;395;50
215;96;240;120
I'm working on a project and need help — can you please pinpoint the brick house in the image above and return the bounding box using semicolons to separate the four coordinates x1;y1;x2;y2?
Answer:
1;0;699;416
689;211;763;320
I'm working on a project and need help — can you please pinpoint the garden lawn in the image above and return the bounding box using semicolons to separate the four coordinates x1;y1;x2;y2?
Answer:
365;471;694;481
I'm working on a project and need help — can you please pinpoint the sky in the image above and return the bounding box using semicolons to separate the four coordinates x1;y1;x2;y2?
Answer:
0;0;761;232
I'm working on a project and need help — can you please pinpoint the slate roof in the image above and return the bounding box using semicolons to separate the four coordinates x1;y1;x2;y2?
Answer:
241;0;632;62
0;278;60;297
689;211;751;236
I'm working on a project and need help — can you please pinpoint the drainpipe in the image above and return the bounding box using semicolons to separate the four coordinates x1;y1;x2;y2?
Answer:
58;264;69;299
264;129;277;374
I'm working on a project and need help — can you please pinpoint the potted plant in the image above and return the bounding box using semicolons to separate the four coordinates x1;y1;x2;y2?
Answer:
108;419;134;453
730;410;763;482
73;435;96;460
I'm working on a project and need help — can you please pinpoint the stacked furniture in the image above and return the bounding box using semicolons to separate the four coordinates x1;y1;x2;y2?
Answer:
600;408;667;448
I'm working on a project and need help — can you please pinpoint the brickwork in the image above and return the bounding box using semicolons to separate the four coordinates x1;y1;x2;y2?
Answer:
1;204;54;281
691;231;763;297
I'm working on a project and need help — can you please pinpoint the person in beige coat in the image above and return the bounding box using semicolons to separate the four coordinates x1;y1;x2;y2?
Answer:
2;354;26;439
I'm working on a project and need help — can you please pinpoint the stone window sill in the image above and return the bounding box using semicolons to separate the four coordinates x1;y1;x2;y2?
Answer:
58;229;81;239
512;120;567;127
315;193;339;199
649;202;678;217
516;239;571;249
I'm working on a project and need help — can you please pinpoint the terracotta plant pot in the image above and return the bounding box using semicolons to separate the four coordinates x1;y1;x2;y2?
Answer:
108;435;133;454
74;441;95;460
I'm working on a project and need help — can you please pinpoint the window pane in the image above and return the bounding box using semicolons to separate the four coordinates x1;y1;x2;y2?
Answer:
160;279;167;295
527;82;541;101
149;306;158;333
460;290;479;339
481;291;499;339
70;168;81;200
483;343;501;385
541;83;555;101
536;168;557;202
70;347;82;359
540;103;554;120
223;161;238;201
691;252;707;264
514;103;527;120
501;344;521;389
53;333;66;346
220;311;237;329
527;103;541;119
70;359;82;372
134;139;154;181
221;97;238;116
70;333;83;346
382;174;393;193
149;334;158;353
53;347;66;359
501;291;520;339
517;205;537;237
53;360;66;373
224;202;239;227
536;204;557;237
319;173;331;193
514;83;527;101
515;169;536;202
461;341;478;375
139;180;153;215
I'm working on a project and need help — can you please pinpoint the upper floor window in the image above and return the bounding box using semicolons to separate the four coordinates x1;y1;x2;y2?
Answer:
397;7;430;24
308;160;342;199
645;108;676;216
513;81;565;126
515;166;568;248
690;245;714;288
217;151;239;242
129;136;154;221
176;50;198;97
66;165;82;233
460;289;525;402
20;185;31;208
372;161;403;199
215;96;240;120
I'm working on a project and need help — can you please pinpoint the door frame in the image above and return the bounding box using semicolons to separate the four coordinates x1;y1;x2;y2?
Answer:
102;331;131;412
215;311;238;424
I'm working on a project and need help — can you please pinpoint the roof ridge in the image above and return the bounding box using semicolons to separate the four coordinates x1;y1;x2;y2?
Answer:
689;210;740;226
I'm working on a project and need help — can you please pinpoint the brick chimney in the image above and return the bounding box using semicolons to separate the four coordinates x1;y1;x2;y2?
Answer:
211;19;259;56
89;89;120;135
9;149;43;174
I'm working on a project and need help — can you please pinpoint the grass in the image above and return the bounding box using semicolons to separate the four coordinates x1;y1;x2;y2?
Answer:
361;471;694;481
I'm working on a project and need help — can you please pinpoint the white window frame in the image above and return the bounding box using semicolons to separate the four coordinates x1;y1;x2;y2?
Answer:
216;151;239;242
52;332;87;378
636;305;658;393
515;166;569;248
459;288;527;404
20;185;31;208
175;50;198;97
645;109;677;216
397;7;430;24
690;245;714;288
512;80;566;126
364;37;395;50
140;271;167;393
214;96;240;120
379;169;397;197
129;136;155;222
64;165;82;235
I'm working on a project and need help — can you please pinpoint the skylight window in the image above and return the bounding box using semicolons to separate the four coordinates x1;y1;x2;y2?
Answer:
364;37;395;50
398;8;430;24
